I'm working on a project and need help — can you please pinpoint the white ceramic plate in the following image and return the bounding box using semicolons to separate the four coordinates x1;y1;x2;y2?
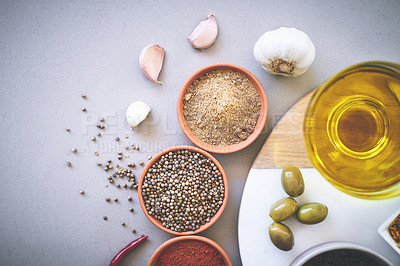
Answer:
378;207;400;256
238;168;400;266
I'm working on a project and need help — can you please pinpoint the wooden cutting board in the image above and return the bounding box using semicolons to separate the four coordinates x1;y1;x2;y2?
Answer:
238;88;400;266
253;89;315;169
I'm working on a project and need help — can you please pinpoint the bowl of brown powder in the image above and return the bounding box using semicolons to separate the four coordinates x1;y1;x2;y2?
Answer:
177;63;268;153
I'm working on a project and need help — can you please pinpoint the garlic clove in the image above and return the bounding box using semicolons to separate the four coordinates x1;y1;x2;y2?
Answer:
253;27;315;77
188;13;218;50
126;101;151;128
139;44;165;84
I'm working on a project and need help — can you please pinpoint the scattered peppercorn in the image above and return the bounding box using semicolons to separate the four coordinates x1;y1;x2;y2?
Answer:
109;180;114;184
114;198;118;202
131;229;136;233
82;94;87;98
116;184;121;188
97;124;101;128
133;184;138;189
82;107;86;112
128;197;132;201
139;161;143;165
118;155;122;160
125;135;129;139
121;222;126;226
130;208;134;212
103;216;108;220
72;148;77;153
67;162;72;167
115;137;120;141
131;145;135;149
123;184;127;188
97;162;101;166
94;152;99;156
148;156;152;160
135;146;139;150
107;160;112;163
100;117;105;122
125;146;129;150
97;132;101;137
118;152;122;155
66;128;70;132
91;137;96;141
80;190;85;195
106;198;110;202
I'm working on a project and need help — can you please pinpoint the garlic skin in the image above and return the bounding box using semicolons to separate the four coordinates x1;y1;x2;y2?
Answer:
188;13;218;50
139;44;165;84
126;101;151;128
254;27;315;77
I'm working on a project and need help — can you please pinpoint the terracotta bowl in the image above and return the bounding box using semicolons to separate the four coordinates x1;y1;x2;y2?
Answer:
177;63;268;154
138;145;229;235
148;235;233;266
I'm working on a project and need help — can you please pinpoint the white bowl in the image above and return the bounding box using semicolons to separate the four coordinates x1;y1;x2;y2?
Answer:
290;241;392;266
378;207;400;256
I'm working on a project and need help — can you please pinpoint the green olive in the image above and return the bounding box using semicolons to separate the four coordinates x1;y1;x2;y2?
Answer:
269;222;294;251
296;202;328;224
281;165;305;197
269;197;298;222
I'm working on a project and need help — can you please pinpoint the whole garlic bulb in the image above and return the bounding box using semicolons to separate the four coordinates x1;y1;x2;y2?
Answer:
126;101;151;128
254;27;315;77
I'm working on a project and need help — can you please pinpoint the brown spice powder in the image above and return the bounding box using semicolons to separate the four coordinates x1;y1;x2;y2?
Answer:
183;69;261;146
389;213;400;248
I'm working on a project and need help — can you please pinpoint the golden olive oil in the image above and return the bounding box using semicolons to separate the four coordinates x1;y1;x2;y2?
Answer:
305;62;400;199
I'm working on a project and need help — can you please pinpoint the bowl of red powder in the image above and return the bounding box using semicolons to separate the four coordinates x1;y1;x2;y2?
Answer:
148;235;232;266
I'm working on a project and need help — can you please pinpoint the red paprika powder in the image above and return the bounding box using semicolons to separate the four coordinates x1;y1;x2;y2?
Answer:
155;239;227;266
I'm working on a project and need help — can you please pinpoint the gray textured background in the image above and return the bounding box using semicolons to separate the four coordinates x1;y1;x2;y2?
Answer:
1;0;399;265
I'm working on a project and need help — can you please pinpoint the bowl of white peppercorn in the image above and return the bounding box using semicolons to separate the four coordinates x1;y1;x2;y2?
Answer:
138;145;228;235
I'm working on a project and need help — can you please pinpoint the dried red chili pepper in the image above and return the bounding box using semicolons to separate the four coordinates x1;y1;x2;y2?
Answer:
109;235;148;266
